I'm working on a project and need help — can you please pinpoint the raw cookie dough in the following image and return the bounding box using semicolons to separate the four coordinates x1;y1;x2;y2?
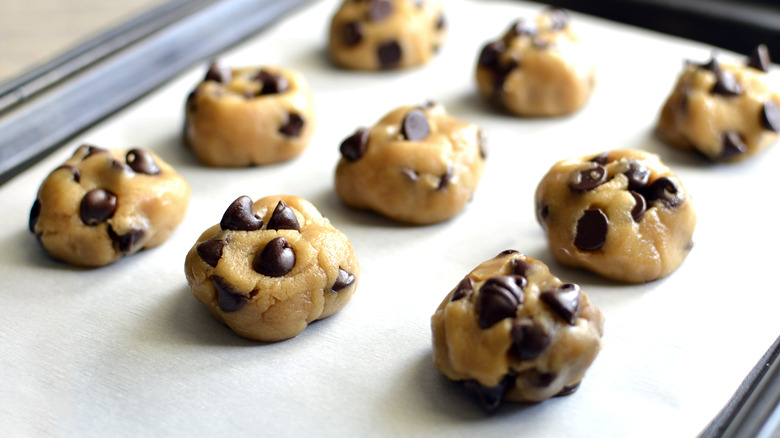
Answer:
475;8;595;117
184;195;360;342
535;149;696;283
657;45;780;162
432;250;604;410
29;145;190;267
334;102;486;224
328;0;446;70
184;62;315;166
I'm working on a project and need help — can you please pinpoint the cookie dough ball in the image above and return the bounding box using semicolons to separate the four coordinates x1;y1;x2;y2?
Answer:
334;102;486;224
184;62;315;166
475;8;595;117
432;250;604;410
184;195;360;342
29;145;190;267
535;149;696;283
657;45;780;162
328;0;446;70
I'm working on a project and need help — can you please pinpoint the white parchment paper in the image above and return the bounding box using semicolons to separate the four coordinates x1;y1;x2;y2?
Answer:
2;0;779;436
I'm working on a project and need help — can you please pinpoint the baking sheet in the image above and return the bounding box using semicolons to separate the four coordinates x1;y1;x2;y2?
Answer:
2;0;779;436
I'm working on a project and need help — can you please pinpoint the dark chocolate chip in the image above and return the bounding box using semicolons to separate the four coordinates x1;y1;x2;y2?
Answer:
569;165;607;192
477;130;487;159
646;177;683;207
377;40;402;69
477;275;526;329
540;283;582;325
332;268;356;292
435;13;446;30
29;199;41;233
478;41;505;69
512;258;533;277
80;189;117;225
589;152;609;165
254;70;289;95
711;70;742;97
197;240;225;268
108;226;145;254
698;57;720;73
510;319;551;361
529;371;557;387
253;237;296;277
437;166;453;190
266;200;300;231
340;128;370;161
509;19;537;37
761;101;780;132
367;0;393;21
400;168;418;182
186;88;200;113
220;196;263;231
545;7;569;31
451;276;474;302
624;160;650;190
55;164;81;182
574;208;608;251
721;132;748;159
498;249;520;256
213;276;248;313
279;113;305;137
463;375;513;411
78;145;108;160
492;57;519;94
204;61;231;83
630;191;647;222
556;381;581;397
342;21;363;47
125;149;161;175
748;44;771;72
401;109;430;141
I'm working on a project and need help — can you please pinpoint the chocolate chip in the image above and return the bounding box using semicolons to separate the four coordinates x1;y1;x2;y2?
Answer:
401;109;430;141
435;13;446;30
556;381;581;396
186;88;199;113
220;196;263;231
78;145;107;160
492;57;519;94
589;152;609;165
477;275;526;328
510;319;551;360
512;258;533;277
253;237;295;277
477;130;488;159
255;70;289;95
437;166;453;190
279;113;305;137
55;164;80;182
126;149;161;175
332;268;356;292
266;200;300;231
478;41;505;69
342;21;363;46
29;199;41;233
509;19;537;37
377;40;402;69
748;44;771;72
540;283;582;325
711;70;742;96
569;165;607;192
698;57;720;73
197;240;225;268
721;132;748;159
108;226;145;254
574;208;608;251
463;375;513;411
646;177;683;207
367;0;393;21
529;371;557;387
545;7;569;30
213;276;248;312
630;191;647;222
537;203;549;222
498;249;519;256
451;276;474;302
624;160;650;190
340;128;369;161
761;101;780;132
400;168;418;182
80;189;117;225
204;61;231;83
